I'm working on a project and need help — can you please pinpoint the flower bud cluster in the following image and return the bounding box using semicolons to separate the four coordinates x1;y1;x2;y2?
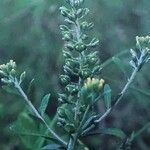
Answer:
0;60;26;85
57;0;103;133
130;36;150;70
136;36;150;52
84;78;105;91
0;60;17;84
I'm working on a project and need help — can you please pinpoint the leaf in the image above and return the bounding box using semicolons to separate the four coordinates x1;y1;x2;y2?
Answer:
10;124;58;143
87;128;127;140
131;86;150;97
41;144;63;150
39;94;51;116
112;56;126;74
9;112;46;150
27;78;34;94
133;122;150;139
104;84;112;110
100;49;128;69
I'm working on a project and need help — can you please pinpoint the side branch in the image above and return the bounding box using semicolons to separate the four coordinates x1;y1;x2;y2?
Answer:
13;79;67;147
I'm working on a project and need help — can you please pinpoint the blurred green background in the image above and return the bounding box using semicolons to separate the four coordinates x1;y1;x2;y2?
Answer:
0;0;150;149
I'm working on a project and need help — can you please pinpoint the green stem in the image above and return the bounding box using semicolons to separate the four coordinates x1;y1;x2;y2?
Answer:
68;105;90;150
94;50;147;124
94;66;139;123
13;79;67;147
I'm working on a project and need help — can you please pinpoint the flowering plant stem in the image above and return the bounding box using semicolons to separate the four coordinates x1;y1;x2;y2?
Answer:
94;56;142;124
68;105;90;150
12;78;67;147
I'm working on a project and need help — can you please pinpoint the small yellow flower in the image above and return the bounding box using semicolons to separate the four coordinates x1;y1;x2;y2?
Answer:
99;79;105;88
84;77;105;90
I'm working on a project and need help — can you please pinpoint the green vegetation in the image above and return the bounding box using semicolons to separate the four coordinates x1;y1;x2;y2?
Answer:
0;0;150;149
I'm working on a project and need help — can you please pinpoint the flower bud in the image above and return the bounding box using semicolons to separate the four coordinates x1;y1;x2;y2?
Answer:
62;32;73;41
66;84;79;94
58;94;68;103
1;78;11;84
80;70;91;79
65;44;74;51
89;38;99;48
10;69;16;77
136;36;150;52
60;75;70;85
63;50;72;58
0;70;7;76
60;6;69;18
20;71;26;83
75;42;87;52
64;123;75;133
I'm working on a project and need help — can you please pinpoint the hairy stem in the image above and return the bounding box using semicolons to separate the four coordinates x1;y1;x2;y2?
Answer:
94;66;139;123
13;79;67;147
68;105;90;150
94;50;147;124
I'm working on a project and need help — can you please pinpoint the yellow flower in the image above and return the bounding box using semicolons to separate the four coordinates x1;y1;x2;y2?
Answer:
84;77;105;90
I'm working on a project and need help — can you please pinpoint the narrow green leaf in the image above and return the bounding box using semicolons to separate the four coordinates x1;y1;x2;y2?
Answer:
27;78;34;94
112;56;126;74
39;94;51;116
10;124;58;143
9;112;46;150
87;128;127;139
131;86;150;97
104;84;112;110
100;50;128;69
133;122;150;139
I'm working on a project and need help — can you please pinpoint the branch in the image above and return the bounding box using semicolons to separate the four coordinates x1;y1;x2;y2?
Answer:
13;78;67;147
94;52;145;123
